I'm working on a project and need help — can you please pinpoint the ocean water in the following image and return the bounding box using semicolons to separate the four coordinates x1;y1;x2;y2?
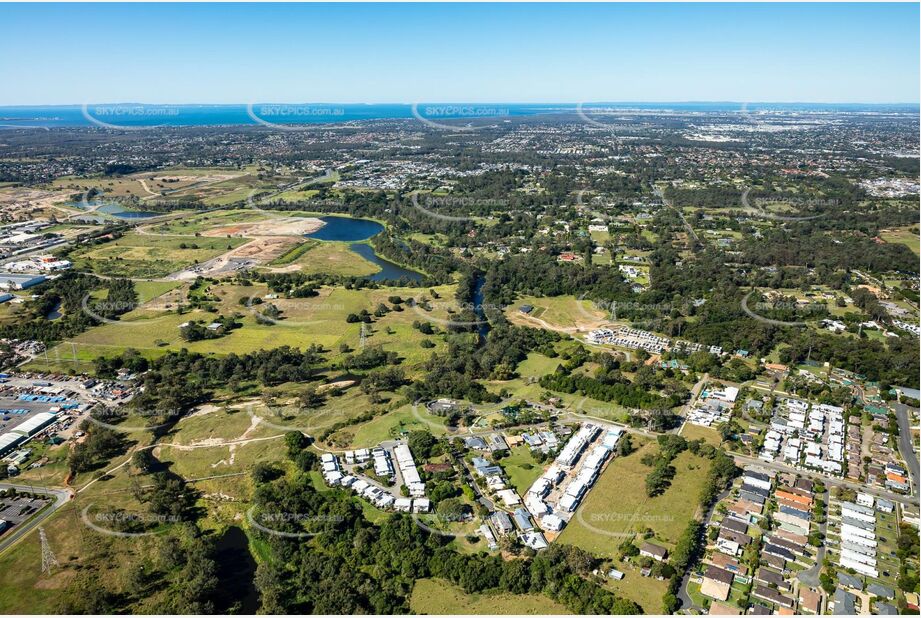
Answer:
1;102;914;129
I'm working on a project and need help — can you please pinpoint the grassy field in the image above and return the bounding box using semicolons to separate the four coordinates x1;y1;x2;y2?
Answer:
601;561;669;613
274;188;320;202
507;294;608;330
267;239;318;266
146;209;269;235
484;350;629;423
0;412;263;614
556;439;713;613
879;225;920;257
253;386;404;441
31;282;456;374
680;422;723;447
515;351;564;378
280;241;380;277
559;438;711;555
499;445;543;495
409;578;570;615
590;230;611;243
337;403;449;448
50;167;261;204
133;280;183;303
0;422;168;613
70;233;249;278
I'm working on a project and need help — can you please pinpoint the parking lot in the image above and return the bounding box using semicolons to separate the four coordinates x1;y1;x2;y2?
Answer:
0;493;51;529
0;398;73;435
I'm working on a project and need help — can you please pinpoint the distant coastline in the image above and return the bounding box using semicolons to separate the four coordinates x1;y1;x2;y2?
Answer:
0;102;917;129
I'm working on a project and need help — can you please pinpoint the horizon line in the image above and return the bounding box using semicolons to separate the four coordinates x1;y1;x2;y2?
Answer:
2;101;919;107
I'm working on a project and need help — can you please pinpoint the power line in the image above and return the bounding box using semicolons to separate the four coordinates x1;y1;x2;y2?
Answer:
39;527;58;575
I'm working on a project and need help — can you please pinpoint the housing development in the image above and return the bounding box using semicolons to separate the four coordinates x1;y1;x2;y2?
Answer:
0;3;917;616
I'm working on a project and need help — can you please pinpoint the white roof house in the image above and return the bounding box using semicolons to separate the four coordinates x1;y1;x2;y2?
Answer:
559;494;579;512
540;514;564;531
496;489;521;507
856;492;874;508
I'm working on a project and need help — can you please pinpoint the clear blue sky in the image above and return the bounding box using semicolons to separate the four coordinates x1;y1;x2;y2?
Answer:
2;2;918;104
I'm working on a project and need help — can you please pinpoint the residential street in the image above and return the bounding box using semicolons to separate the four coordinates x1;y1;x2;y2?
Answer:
892;402;919;495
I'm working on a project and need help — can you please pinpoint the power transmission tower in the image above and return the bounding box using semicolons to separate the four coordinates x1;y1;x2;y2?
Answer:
359;323;367;348
39;527;58;575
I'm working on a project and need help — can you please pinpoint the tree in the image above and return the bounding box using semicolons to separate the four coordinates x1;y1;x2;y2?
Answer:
436;498;468;523
408;430;438;460
299;386;326;409
252;462;282;484
284;431;309;457
618;434;634;457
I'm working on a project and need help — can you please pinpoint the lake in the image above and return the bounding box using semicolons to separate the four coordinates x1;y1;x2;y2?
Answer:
307;216;423;282
72;200;159;219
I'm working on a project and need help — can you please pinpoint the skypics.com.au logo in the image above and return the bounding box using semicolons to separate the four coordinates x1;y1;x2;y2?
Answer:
409;193;508;223
247;103;345;131
81;103;181;131
411;103;509;131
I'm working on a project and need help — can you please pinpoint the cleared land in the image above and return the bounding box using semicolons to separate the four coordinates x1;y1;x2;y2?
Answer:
30;283;456;376
500;445;543;495
505;294;610;334
70;233;249;278
601;561;669;614
879;225;920;257
334;403;450;449
484;351;629;423
556;440;712;612
559;439;711;554
679;422;723;447
273;241;381;277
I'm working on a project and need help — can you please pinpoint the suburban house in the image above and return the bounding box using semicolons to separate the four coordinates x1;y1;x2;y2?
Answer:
639;542;668;562
700;565;735;601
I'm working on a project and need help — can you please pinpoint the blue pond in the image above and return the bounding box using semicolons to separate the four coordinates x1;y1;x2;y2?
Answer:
72;200;159;219
306;216;423;282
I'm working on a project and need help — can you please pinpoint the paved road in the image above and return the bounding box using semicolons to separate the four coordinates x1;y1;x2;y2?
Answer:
0;483;72;555
677;486;732;612
853;382;917;497
729;451;918;507
677;374;710;436
892;402;919;495
797;488;829;588
653;184;701;248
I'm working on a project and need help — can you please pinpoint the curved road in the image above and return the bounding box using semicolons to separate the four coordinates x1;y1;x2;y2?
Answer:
0;483;72;555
